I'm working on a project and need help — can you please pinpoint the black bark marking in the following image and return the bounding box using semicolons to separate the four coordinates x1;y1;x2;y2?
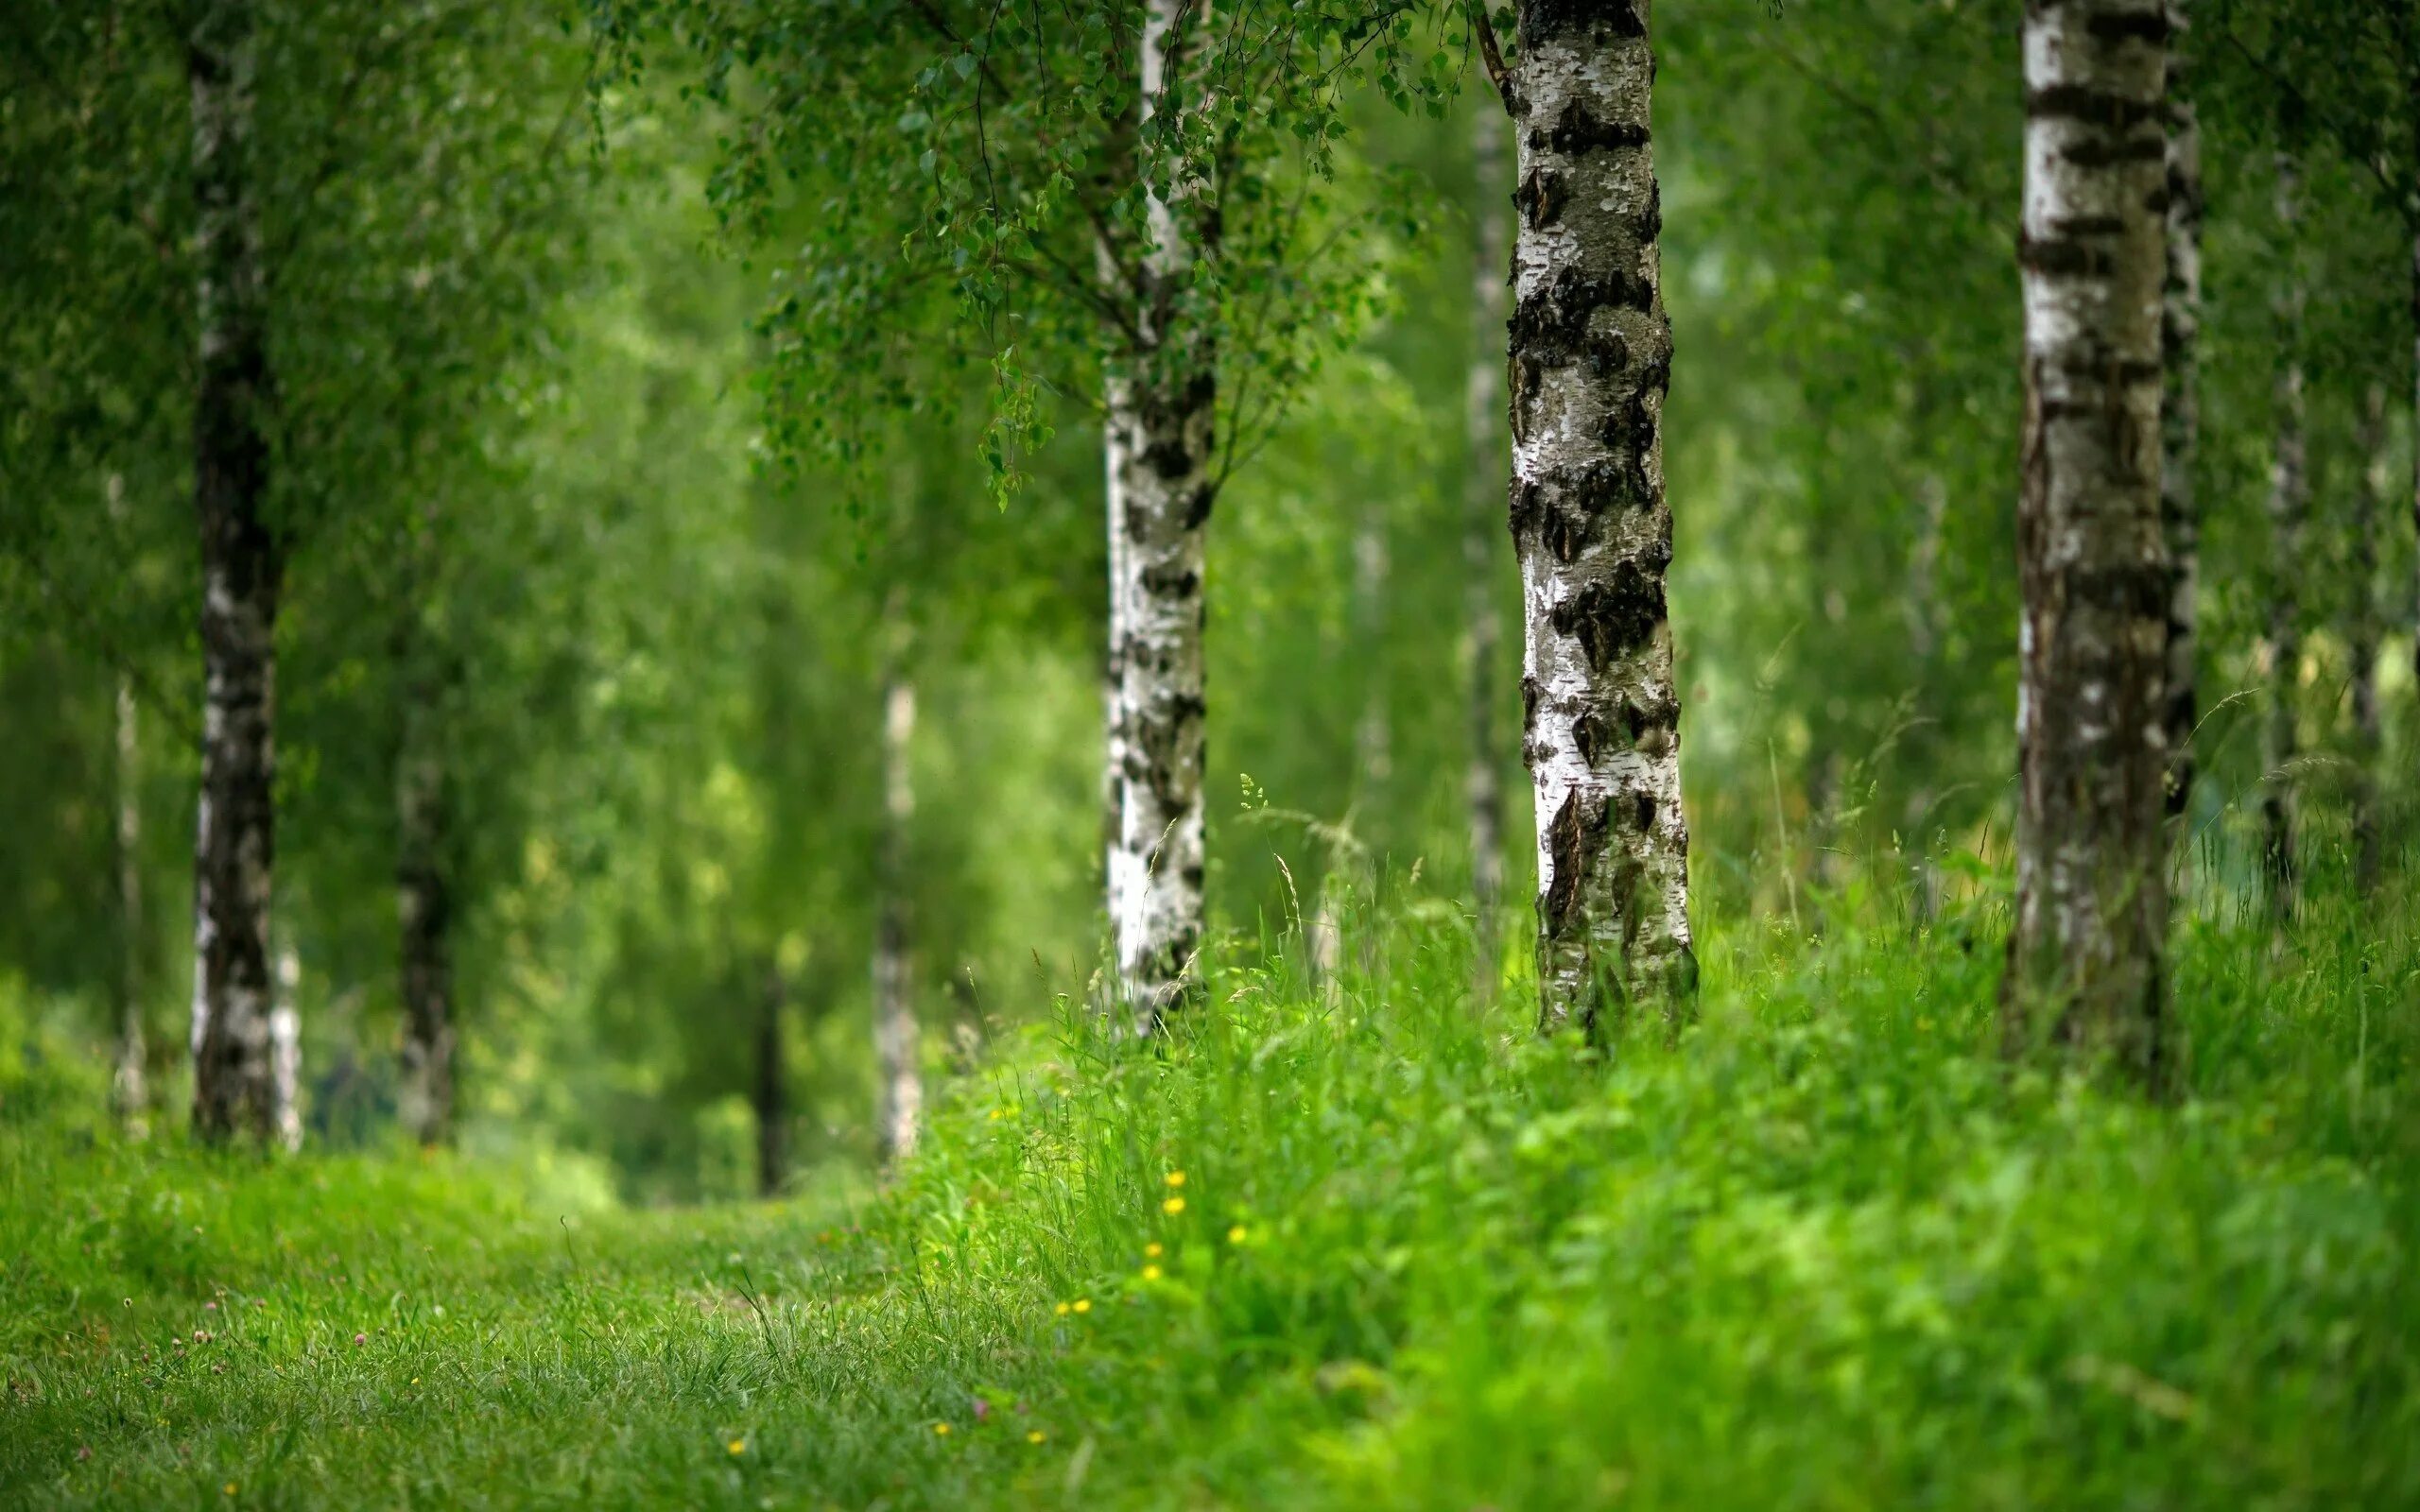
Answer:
2061;133;2167;169
1511;265;1651;369
1549;560;1666;674
1139;563;1199;598
1630;788;1656;832
1514;165;1568;230
2025;85;2160;129
1521;0;1645;42
1536;99;1649;156
1573;708;1613;766
2085;8;2168;43
1541;787;1611;935
1181;483;1216;530
1520;674;1544;734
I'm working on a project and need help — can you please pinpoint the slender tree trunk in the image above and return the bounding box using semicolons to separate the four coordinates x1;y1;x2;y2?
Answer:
1508;0;1693;1034
188;0;285;1143
2353;382;2390;892
269;939;301;1152
1352;507;1392;796
753;961;786;1197
1904;472;1946;921
395;714;456;1145
2261;148;2306;914
2160;0;2203;817
873;593;922;1161
1465;103;1511;936
2002;0;2170;1082
1105;0;1216;1033
112;669;148;1133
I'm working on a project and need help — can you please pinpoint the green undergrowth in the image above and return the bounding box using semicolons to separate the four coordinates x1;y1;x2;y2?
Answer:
4;884;2417;1508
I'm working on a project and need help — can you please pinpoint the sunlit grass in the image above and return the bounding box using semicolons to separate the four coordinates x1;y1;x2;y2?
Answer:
4;868;2415;1508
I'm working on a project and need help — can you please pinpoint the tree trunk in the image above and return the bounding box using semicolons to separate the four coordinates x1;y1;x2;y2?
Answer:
2003;0;2170;1082
112;669;148;1134
1508;0;1694;1035
1105;0;1215;1034
2160;0;2202;817
188;0;285;1143
1904;471;1947;921
2353;381;2389;892
2260;148;2306;915
269;940;301;1152
753;962;786;1198
1465;103;1511;935
873;595;922;1162
395;718;456;1146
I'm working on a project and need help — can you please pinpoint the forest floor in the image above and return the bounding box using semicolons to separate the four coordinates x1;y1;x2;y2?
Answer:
4;889;2419;1510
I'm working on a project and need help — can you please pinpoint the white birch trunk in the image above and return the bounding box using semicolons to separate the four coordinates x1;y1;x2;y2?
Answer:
2259;148;2306;910
112;669;148;1133
2352;382;2389;891
2160;0;2202;817
873;599;922;1161
2004;0;2170;1078
269;940;301;1152
188;0;285;1142
1509;0;1693;1033
1465;105;1511;932
1105;0;1215;1033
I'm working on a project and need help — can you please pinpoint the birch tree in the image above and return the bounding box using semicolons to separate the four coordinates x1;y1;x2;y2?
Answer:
2161;0;2202;817
187;0;286;1142
2002;0;2171;1081
619;0;1423;1033
1478;0;1693;1033
873;590;924;1162
2261;146;2307;911
1464;103;1511;936
2351;381;2389;891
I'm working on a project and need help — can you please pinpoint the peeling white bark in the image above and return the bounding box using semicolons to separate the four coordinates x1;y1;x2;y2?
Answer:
1509;0;1693;1033
2005;0;2170;1077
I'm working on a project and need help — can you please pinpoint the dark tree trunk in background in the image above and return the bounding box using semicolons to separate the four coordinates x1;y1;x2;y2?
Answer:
1465;103;1510;942
754;962;787;1198
873;591;923;1162
1508;0;1694;1035
1104;0;1216;1034
2260;148;2306;915
396;704;456;1146
2003;0;2170;1084
2353;383;2390;892
2160;0;2202;818
188;0;285;1143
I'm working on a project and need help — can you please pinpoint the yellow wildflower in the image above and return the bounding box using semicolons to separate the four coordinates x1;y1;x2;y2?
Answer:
1053;1301;1071;1316
728;1439;747;1456
1142;1264;1163;1280
1164;1171;1186;1188
1144;1242;1164;1258
1028;1430;1047;1444
1072;1298;1092;1314
1227;1225;1249;1244
933;1422;952;1436
1163;1196;1185;1215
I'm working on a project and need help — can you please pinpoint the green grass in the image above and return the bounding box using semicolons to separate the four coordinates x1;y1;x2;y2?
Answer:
5;884;2418;1508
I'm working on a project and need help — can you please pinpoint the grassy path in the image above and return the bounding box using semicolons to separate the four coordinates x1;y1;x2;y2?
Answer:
6;906;2419;1508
